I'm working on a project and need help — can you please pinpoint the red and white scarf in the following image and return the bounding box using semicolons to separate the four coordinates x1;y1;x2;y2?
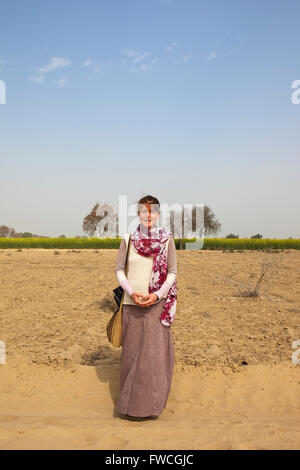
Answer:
131;223;177;326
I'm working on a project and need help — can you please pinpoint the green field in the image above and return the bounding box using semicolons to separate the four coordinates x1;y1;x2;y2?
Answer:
0;237;299;250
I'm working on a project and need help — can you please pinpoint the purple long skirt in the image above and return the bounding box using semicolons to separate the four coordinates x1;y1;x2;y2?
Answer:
115;298;175;417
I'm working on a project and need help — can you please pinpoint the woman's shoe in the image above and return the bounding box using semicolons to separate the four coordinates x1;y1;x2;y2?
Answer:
126;414;159;421
126;414;148;421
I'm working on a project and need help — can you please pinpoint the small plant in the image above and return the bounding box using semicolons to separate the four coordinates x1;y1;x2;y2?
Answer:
245;259;276;297
217;256;281;298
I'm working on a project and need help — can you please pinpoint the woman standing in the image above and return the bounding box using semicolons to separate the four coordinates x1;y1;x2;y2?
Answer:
114;195;177;420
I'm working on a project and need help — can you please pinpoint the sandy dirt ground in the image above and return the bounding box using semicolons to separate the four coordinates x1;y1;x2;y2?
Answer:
0;247;299;449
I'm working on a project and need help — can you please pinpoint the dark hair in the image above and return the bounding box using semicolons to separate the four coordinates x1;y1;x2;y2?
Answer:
137;195;160;214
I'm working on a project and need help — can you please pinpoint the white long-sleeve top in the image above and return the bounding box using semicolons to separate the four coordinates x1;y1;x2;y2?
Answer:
115;236;177;302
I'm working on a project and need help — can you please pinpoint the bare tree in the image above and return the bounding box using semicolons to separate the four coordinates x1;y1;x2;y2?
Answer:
203;205;221;236
82;202;118;238
0;225;16;238
170;204;221;249
82;203;104;237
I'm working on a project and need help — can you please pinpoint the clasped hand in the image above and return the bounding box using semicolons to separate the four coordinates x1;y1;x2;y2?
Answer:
131;292;158;307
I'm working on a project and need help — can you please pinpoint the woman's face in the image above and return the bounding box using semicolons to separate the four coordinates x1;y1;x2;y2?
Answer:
138;203;160;229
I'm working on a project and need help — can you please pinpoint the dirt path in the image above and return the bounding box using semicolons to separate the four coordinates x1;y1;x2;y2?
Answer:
0;248;299;449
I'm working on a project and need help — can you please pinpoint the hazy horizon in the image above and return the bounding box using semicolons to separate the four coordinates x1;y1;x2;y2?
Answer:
1;0;299;239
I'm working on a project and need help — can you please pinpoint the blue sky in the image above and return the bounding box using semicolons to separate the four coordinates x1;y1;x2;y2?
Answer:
0;0;299;238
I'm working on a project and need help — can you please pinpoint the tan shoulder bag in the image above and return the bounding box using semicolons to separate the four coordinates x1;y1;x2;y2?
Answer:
106;234;131;347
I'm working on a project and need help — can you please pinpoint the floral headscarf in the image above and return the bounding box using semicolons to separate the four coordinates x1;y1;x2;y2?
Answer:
131;223;177;326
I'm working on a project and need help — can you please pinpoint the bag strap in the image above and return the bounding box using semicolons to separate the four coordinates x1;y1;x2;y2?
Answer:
124;233;131;276
166;237;170;262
